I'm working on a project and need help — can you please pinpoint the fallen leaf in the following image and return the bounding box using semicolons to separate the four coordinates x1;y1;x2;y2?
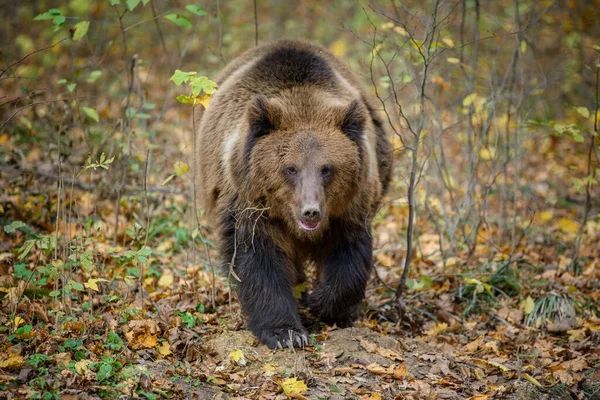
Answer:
229;349;246;365
520;296;535;315
280;377;308;397
425;322;448;337
158;273;174;288
123;320;160;349
0;355;24;369
157;341;172;356
523;373;543;387
557;218;579;234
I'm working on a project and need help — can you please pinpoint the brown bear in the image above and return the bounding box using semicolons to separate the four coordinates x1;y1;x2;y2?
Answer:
195;39;392;349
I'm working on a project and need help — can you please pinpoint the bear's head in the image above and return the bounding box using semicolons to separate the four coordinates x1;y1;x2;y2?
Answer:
242;88;368;239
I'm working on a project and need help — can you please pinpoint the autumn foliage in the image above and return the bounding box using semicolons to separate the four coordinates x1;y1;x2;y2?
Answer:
0;1;599;399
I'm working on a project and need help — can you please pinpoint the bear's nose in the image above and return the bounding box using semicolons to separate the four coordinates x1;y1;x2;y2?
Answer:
301;206;321;221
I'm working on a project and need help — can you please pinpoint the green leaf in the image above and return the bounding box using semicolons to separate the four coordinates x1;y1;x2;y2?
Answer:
96;363;113;381
82;107;99;122
137;248;151;257
170;70;195;86
190;76;218;96
33;8;62;21
69;279;85;292
174;161;189;176
126;0;141;11
164;14;192;28
4;220;26;233
109;0;120;4
57;78;67;84
574;106;590;119
87;70;102;83
14;263;33;280
185;5;207;16
19;240;35;259
49;290;61;297
573;133;585;143
53;15;66;29
162;174;176;185
176;95;194;104
67;83;77;92
71;21;90;41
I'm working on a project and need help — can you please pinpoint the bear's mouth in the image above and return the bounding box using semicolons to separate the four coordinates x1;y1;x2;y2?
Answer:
298;220;320;231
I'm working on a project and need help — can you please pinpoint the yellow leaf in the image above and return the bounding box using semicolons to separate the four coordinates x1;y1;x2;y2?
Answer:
424;322;447;337
329;39;347;57
229;349;245;363
485;359;510;372
158;341;172;356
567;328;586;342
376;253;394;267
84;278;108;291
479;147;496;161
539;210;553;223
523;373;543;387
13;316;25;328
442;38;454;47
393;26;409;37
0;355;24;369
463;93;478;107
520;296;535;315
574;106;590;119
263;363;277;376
75;359;91;376
520;40;527;54
447;57;460;64
558;218;580;234
174;161;189;176
293;282;307;299
195;93;212;109
280;377;308;397
158;273;174;288
464;277;481;285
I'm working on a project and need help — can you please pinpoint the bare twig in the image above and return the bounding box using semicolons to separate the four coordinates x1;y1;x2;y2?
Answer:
253;0;259;46
0;38;66;79
572;65;599;268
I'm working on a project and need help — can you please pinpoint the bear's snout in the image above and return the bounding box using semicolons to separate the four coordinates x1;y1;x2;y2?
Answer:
301;205;321;221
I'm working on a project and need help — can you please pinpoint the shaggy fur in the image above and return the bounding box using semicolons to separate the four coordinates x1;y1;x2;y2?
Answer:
195;39;392;349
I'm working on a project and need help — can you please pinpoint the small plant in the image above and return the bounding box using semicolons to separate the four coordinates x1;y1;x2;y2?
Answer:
104;332;125;351
524;292;576;328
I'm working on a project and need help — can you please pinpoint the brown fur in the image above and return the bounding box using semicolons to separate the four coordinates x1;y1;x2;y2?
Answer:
195;39;392;348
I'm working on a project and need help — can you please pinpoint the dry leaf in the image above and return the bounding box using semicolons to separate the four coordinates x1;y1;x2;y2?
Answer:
158;273;174;289
280;377;308;397
123;320;160;349
157;341;172;356
0;355;24;369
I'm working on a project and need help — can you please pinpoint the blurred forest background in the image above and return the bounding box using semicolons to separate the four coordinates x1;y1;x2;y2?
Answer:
0;1;599;399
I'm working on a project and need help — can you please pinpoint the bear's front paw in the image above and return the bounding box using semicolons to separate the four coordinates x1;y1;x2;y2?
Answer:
255;325;309;350
308;288;359;327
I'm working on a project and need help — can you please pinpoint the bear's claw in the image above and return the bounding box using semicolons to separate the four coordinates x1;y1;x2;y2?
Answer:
259;327;308;350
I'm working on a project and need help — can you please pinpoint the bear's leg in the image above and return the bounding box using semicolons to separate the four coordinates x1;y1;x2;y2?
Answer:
222;215;308;349
309;225;372;326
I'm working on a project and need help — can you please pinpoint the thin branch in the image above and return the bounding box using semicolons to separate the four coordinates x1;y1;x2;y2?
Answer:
0;38;66;79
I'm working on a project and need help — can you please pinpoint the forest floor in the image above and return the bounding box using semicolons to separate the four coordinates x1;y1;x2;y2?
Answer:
0;159;599;399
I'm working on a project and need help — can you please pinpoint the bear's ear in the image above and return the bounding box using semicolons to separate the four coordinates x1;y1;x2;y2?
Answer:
340;100;366;143
248;95;280;139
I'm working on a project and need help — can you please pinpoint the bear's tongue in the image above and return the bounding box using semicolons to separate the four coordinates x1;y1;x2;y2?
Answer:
299;220;319;231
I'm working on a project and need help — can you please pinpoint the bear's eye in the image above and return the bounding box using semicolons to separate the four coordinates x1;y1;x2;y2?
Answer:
285;165;298;176
321;165;333;178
